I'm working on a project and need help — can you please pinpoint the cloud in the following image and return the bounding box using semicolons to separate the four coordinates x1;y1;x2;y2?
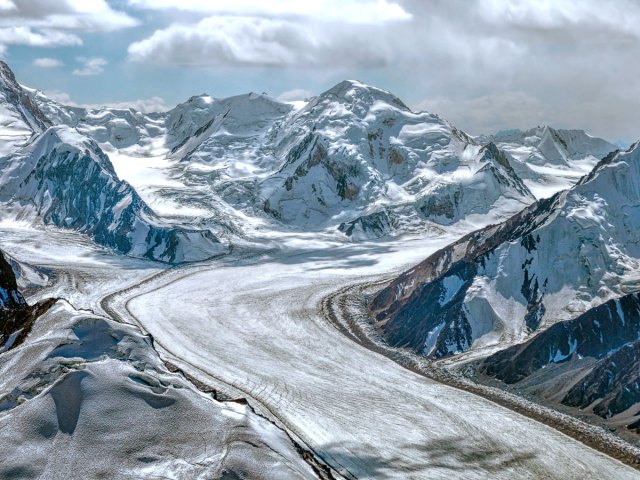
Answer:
33;57;64;68
45;89;170;113
0;0;15;12
73;57;107;76
126;0;411;68
127;0;412;24
478;0;640;38
0;0;137;53
0;0;138;31
120;0;640;141
416;92;551;135
5;0;638;142
128;16;394;67
0;27;81;47
277;88;313;102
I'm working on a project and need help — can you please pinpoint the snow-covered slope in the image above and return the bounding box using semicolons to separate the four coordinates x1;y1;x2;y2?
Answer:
483;126;617;166
259;80;535;233
479;126;618;199
0;61;51;156
27;80;541;239
0;126;224;263
17;64;617;245
23;87;166;153
371;141;640;359
167;92;293;159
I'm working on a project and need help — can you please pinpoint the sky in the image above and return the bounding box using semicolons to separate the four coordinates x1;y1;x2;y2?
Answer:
0;0;638;143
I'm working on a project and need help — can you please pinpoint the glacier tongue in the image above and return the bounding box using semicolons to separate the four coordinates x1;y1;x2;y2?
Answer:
0;247;318;479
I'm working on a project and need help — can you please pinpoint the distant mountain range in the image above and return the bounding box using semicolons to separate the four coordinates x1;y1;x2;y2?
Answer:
1;61;617;262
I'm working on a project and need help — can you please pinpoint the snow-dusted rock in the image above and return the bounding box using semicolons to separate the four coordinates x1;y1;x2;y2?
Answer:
0;246;53;353
20;66;616;241
482;126;617;167
478;292;640;431
23;87;166;152
0;126;224;263
479;126;618;199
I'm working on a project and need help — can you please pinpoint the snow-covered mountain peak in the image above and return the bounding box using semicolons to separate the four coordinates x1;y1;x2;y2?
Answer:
0;62;50;133
299;79;412;123
573;139;640;202
27;124;101;153
0;61;52;155
166;91;292;155
488;125;617;166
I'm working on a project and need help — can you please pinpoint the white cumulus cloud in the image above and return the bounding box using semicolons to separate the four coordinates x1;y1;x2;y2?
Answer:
127;0;412;24
73;57;107;76
128;16;393;67
0;0;15;12
0;0;138;54
0;27;81;47
33;57;64;68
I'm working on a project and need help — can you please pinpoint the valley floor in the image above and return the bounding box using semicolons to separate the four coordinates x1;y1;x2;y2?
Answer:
2;224;639;479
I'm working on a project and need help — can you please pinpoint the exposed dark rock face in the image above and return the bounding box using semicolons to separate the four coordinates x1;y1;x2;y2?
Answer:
280;134;361;201
370;193;560;356
479;293;640;383
0;248;53;351
478;293;640;428
371;139;640;359
0;62;223;264
338;209;398;239
563;340;640;418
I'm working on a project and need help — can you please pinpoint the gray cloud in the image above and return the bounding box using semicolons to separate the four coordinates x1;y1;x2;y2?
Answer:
396;0;640;141
128;16;396;68
1;0;635;142
127;0;412;24
123;0;640;140
0;0;137;54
